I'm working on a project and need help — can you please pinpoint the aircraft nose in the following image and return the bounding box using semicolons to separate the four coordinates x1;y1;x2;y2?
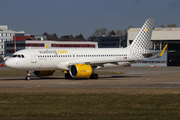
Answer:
5;59;14;68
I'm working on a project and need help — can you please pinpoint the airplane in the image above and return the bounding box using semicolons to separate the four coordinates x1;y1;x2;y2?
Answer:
5;18;167;80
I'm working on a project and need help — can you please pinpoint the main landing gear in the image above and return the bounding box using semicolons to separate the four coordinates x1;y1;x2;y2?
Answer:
65;73;73;79
90;74;98;79
64;73;98;79
25;71;31;80
90;66;98;79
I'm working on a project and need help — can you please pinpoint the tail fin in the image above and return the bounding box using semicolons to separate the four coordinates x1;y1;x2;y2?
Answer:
129;18;154;50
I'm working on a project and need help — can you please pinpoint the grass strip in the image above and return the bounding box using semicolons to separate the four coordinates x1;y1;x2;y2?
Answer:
0;88;180;120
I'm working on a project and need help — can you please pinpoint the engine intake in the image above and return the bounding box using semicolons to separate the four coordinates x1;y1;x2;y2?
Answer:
33;70;55;76
70;64;92;78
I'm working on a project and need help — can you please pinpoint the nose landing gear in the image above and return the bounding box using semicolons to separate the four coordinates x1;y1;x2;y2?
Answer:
25;71;31;80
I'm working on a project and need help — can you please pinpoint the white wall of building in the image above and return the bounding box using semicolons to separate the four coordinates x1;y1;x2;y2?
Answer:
127;27;180;46
25;41;98;49
0;25;25;56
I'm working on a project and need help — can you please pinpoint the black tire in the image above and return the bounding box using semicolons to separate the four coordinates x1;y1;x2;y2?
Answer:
90;74;98;79
65;73;72;79
90;74;94;79
93;74;98;79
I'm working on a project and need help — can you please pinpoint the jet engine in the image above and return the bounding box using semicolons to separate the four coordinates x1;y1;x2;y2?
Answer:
69;64;92;78
33;70;55;76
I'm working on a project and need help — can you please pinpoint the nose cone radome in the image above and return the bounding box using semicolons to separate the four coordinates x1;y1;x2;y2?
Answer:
5;59;15;69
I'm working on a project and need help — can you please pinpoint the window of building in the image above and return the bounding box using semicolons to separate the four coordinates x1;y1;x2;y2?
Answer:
17;43;25;47
6;44;14;47
6;50;14;53
25;43;44;47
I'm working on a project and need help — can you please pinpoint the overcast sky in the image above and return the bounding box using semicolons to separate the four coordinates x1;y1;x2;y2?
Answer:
0;0;180;38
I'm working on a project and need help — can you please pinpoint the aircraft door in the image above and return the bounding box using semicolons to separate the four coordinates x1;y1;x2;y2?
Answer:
73;53;79;61
30;51;37;63
76;54;79;60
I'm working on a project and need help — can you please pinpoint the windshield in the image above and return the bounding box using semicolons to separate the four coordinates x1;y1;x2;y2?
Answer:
11;54;25;58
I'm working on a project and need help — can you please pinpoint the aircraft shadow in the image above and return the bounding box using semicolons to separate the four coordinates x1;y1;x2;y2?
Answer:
100;75;141;79
0;75;141;81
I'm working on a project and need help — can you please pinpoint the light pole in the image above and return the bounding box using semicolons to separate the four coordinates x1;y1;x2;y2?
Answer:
14;34;16;52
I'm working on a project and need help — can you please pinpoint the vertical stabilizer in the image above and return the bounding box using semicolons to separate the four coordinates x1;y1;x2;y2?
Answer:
129;18;154;50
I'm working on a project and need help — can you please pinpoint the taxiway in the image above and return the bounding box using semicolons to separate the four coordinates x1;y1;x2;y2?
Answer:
0;67;180;88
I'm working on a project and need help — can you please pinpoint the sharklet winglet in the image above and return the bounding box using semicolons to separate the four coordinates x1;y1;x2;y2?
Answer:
45;45;48;49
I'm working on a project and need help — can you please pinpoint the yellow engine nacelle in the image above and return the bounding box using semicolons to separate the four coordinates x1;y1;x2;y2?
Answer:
33;70;55;76
70;64;92;78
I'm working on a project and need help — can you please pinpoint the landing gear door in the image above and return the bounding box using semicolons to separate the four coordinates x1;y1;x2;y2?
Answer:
30;51;37;63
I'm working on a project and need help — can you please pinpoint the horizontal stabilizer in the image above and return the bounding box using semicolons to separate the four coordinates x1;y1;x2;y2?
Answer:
148;44;168;59
142;51;160;58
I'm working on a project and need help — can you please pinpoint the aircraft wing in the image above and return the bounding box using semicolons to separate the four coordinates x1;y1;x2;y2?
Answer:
68;58;146;66
68;45;169;67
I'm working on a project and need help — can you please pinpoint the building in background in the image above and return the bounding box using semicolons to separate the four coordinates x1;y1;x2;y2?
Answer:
5;40;98;57
128;27;180;66
91;36;127;48
0;25;25;57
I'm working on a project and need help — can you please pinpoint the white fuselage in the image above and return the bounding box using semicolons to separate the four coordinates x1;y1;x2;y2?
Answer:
5;48;132;71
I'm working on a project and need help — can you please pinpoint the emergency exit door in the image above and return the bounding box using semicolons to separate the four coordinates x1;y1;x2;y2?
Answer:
30;51;37;63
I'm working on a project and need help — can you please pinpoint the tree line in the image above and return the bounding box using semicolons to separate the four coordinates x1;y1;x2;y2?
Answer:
42;23;177;41
43;32;85;41
43;27;132;41
160;23;177;27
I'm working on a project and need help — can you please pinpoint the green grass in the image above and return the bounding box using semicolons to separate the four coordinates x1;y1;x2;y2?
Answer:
0;88;180;120
0;70;122;76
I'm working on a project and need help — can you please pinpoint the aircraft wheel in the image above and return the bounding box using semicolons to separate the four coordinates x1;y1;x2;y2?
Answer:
65;73;72;79
25;76;31;80
90;74;98;79
93;74;98;79
90;74;94;79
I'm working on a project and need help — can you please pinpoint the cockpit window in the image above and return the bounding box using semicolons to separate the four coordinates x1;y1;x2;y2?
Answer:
11;54;25;58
